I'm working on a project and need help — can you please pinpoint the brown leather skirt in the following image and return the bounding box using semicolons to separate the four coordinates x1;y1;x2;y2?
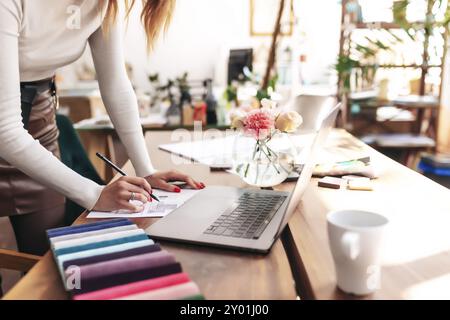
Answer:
0;89;65;216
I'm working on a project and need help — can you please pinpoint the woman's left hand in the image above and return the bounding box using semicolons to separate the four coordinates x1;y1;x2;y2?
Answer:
145;170;205;192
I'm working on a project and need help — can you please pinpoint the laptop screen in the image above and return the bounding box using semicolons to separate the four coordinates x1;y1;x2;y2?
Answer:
274;103;341;239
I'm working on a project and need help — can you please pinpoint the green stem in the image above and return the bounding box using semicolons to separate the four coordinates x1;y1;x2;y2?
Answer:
265;145;279;159
260;145;280;174
244;163;250;178
252;141;259;159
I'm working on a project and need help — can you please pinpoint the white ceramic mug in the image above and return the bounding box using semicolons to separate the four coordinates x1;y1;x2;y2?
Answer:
327;210;389;295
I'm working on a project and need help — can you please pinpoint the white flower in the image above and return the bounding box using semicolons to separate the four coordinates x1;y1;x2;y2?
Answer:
260;98;277;109
229;109;246;122
231;116;245;129
275;111;303;133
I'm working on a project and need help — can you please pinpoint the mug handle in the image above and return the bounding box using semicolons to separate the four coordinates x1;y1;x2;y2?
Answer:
341;232;360;260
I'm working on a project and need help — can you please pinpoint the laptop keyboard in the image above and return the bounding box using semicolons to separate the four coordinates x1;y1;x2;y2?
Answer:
204;193;287;239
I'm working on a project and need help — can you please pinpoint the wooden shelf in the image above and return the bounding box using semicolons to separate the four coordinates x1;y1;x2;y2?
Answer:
338;0;446;139
354;22;402;29
349;95;440;109
352;21;428;30
356;64;442;69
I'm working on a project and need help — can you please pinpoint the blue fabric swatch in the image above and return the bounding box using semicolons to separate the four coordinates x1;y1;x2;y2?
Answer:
47;219;132;238
62;243;161;270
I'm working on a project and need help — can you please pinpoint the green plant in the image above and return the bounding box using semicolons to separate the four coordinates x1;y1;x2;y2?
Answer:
224;84;238;104
175;72;191;104
336;37;391;93
392;0;450;39
335;55;360;94
256;74;279;102
148;73;159;83
148;73;162;108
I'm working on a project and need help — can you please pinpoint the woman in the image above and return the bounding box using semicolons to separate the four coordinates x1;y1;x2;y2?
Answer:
0;0;203;255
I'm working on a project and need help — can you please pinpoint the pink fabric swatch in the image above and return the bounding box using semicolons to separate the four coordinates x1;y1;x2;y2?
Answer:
73;272;190;300
117;281;200;300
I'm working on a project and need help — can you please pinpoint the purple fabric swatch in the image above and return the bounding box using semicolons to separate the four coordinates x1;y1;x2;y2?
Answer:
75;250;175;279
62;243;161;270
73;260;182;294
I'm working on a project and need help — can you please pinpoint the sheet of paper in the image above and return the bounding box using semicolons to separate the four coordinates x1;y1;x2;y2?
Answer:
158;134;315;168
87;189;200;219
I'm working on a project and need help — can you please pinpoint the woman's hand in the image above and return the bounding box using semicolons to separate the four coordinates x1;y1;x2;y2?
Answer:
145;170;205;192
92;176;153;212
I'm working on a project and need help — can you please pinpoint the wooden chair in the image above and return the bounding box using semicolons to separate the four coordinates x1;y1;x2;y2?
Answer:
0;249;41;297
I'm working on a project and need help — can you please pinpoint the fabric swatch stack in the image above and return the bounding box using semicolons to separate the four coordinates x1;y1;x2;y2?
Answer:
46;218;204;300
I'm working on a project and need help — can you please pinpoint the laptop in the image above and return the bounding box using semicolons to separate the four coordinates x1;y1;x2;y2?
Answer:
146;104;341;253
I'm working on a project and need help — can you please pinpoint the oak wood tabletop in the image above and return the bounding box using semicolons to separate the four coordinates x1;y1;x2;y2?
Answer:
275;130;450;299
5;129;450;300
3;130;297;300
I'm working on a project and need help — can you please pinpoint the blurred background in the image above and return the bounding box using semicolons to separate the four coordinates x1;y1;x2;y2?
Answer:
2;0;450;292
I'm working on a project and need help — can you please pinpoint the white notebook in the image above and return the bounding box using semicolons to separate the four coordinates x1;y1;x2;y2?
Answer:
87;189;200;219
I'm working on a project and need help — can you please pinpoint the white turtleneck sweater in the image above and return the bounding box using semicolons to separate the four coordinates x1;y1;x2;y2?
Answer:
0;0;156;210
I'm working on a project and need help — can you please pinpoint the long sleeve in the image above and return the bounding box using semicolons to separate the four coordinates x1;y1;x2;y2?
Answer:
0;0;104;210
89;21;156;178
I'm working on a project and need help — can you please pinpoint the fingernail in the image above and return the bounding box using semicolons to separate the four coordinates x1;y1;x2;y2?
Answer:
174;187;181;193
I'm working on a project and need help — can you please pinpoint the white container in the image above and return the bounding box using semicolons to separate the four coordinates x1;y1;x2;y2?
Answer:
327;210;389;295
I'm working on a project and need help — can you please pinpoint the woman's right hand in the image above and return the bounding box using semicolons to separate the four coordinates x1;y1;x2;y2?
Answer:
92;176;153;212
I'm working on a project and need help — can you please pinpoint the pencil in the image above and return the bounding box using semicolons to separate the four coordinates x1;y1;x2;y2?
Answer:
96;152;160;202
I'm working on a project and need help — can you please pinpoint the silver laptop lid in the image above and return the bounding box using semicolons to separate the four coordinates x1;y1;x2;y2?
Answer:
274;103;341;239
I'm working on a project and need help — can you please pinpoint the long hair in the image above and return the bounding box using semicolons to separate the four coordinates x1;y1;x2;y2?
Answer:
99;0;175;50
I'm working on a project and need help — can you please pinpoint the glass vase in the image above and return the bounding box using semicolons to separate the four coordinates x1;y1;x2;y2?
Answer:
232;131;297;187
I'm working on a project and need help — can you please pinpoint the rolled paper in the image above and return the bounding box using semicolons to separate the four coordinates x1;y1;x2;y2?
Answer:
50;225;138;244
71;251;182;294
63;243;161;270
54;234;149;256
73;272;190;300
118;281;200;300
57;239;154;273
47;219;132;238
52;229;145;250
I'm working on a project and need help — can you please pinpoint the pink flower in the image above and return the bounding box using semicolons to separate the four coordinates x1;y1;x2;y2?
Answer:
244;109;274;140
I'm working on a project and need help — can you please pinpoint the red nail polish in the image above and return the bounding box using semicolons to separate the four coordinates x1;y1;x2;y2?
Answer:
174;187;181;193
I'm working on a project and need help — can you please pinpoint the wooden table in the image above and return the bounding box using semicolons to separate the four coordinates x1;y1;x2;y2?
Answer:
4;130;450;300
275;130;450;299
3;131;297;300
